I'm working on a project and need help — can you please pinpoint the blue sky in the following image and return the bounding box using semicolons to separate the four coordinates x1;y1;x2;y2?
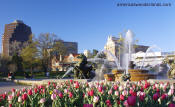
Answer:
0;0;175;53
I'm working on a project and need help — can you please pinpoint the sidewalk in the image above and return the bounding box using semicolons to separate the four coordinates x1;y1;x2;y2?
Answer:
0;82;31;94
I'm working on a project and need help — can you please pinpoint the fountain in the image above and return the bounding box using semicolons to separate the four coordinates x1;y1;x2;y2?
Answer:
103;29;157;81
61;29;164;81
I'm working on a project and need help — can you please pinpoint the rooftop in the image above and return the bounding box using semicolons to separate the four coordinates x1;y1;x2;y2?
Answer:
12;20;24;23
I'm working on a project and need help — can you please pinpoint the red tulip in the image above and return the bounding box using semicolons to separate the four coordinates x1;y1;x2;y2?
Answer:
34;88;38;94
53;83;56;88
140;87;144;92
28;89;32;96
144;82;150;89
2;94;6;99
70;80;73;84
22;93;28;100
153;93;158;101
59;93;63;98
106;100;111;106
131;92;137;96
120;94;124;101
17;91;20;97
69;92;73;98
11;88;15;92
117;100;120;105
89;90;94;96
139;95;145;101
127;96;136;106
22;88;26;92
168;103;175;107
48;81;50;86
9;104;12;107
161;94;167;100
98;86;103;92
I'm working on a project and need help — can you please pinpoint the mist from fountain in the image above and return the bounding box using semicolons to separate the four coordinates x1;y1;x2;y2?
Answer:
122;30;134;74
61;67;74;79
140;45;162;69
87;49;121;80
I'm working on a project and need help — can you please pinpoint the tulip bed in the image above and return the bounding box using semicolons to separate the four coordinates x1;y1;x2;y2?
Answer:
0;80;175;107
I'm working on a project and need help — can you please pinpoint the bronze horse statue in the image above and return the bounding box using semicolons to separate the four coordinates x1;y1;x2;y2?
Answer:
73;54;95;79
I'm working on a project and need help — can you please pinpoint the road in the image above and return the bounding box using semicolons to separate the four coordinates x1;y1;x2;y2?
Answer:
0;82;31;94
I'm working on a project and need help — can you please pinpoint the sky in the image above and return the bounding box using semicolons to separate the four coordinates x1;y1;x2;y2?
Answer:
0;0;175;53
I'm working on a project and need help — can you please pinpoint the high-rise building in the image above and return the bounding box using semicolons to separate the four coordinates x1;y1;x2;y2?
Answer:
2;20;32;56
63;42;78;55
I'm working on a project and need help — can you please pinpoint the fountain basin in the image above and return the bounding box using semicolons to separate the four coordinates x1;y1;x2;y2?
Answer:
129;69;156;81
104;74;115;81
104;69;156;81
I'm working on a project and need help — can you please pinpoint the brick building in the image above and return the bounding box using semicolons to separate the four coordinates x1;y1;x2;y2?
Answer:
2;20;32;56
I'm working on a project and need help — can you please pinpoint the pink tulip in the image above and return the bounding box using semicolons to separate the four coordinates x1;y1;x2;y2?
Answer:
53;89;59;94
127;96;136;106
129;89;134;95
168;89;174;96
93;96;99;103
8;95;13;101
39;98;45;104
170;85;174;90
124;100;129;107
18;96;22;103
74;83;79;88
115;91;119;96
108;90;112;95
120;94;125;101
64;89;69;94
122;90;128;96
113;85;118;90
11;88;15;93
51;94;56;100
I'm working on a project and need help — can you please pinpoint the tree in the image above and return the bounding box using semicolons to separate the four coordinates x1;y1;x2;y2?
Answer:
0;56;11;75
11;53;23;74
21;35;39;76
9;41;22;56
92;49;99;57
52;40;67;59
36;33;66;74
